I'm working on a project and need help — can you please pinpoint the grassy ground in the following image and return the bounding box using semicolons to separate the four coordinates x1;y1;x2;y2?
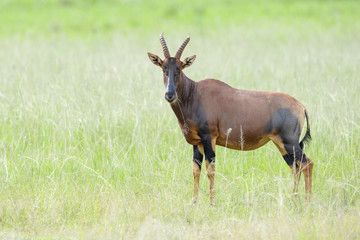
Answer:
0;1;360;239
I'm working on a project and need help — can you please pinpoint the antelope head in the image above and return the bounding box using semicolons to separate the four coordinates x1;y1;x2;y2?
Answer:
148;33;196;103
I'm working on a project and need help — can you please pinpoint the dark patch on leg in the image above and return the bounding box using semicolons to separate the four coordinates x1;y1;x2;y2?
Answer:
266;108;308;166
193;145;203;169
198;130;216;164
282;153;295;166
284;143;307;167
265;108;301;143
282;151;306;165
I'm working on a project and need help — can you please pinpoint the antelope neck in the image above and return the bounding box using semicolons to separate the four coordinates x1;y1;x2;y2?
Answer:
177;72;196;102
170;72;197;125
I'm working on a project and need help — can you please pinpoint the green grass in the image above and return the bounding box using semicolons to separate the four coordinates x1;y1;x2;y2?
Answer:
0;1;360;239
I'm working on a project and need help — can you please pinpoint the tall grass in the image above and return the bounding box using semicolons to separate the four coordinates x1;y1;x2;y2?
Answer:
0;4;360;238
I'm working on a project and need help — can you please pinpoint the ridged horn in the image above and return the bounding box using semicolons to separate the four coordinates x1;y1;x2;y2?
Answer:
159;32;170;58
175;34;190;59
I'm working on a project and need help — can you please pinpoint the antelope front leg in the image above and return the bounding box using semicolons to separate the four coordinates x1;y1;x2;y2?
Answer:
198;134;217;205
192;145;203;204
205;159;215;205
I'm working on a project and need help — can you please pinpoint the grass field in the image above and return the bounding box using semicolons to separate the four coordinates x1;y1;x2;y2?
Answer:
0;1;360;239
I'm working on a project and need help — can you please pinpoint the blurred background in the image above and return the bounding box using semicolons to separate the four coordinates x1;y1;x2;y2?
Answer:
1;0;358;38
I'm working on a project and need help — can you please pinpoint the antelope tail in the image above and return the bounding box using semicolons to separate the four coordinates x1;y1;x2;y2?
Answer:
300;108;311;150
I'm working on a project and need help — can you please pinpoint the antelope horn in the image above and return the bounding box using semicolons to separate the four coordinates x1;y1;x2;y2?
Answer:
175;34;190;59
159;32;170;58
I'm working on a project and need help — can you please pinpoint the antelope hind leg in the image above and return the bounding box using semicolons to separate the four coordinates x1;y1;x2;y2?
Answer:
299;156;314;201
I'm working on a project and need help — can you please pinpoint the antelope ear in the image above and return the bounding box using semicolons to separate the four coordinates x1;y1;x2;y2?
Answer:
182;55;196;69
147;52;163;67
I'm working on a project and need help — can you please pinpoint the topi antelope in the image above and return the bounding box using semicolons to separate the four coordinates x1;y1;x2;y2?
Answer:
147;33;314;204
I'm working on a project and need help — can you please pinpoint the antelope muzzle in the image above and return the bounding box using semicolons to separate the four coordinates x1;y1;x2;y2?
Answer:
165;89;177;103
165;76;177;103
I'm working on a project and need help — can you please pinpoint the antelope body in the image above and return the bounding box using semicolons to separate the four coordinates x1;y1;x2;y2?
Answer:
148;33;314;204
